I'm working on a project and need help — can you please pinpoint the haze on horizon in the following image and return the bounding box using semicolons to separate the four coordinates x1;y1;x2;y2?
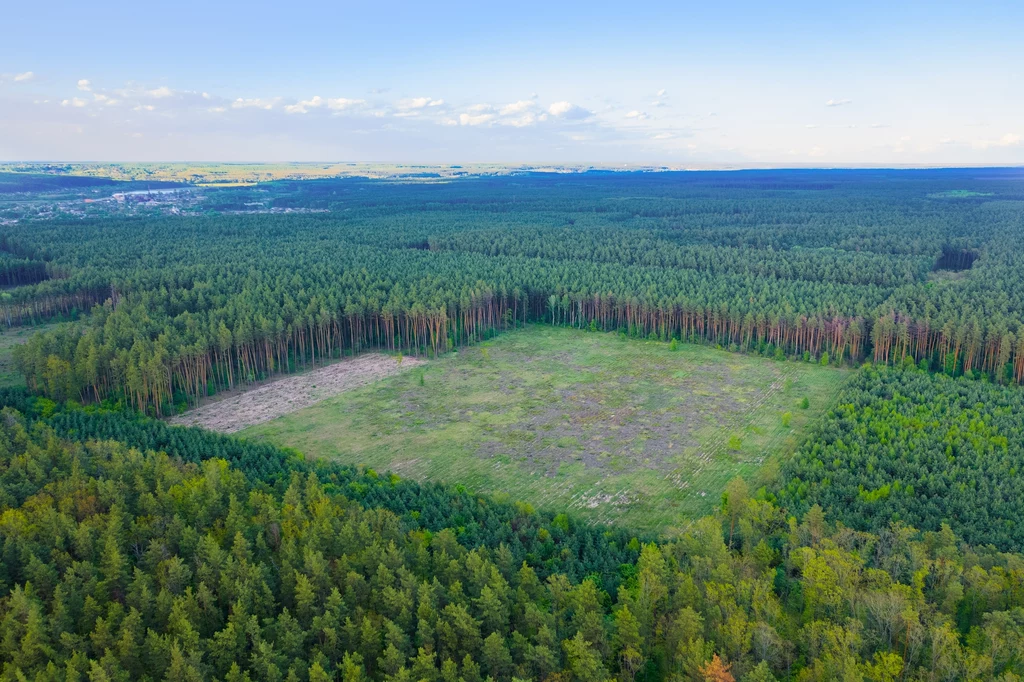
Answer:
1;0;1021;166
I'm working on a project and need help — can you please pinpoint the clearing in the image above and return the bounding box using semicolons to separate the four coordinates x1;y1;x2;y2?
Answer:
242;326;849;532
171;353;424;433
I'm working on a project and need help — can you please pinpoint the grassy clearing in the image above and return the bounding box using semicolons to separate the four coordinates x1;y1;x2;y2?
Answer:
242;326;849;532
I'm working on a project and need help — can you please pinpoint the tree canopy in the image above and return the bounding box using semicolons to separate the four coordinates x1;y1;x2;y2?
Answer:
1;407;1023;681
4;170;1024;413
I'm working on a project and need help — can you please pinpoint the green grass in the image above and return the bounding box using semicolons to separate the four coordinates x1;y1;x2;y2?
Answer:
242;326;849;532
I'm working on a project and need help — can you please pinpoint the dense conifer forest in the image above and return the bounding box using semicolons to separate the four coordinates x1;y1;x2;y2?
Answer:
2;400;1024;681
5;170;1024;415
3;169;1024;679
779;365;1024;550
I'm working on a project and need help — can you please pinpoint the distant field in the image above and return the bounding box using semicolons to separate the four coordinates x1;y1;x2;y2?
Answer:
243;326;848;532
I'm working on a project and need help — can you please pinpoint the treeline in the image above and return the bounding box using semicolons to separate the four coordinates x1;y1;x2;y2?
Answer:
4;172;1024;413
0;254;48;287
6;232;891;414
3;409;1024;681
0;238;55;289
0;172;119;193
777;364;1024;550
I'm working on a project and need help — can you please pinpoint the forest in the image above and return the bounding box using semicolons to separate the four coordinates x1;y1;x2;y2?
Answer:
4;170;1024;416
779;365;1024;550
2;168;1024;679
1;400;1024;681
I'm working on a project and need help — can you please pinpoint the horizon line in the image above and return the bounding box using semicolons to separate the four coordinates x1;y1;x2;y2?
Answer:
3;161;1024;171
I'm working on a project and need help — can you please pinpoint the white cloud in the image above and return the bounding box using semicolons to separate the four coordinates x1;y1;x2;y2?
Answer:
14;71;35;82
20;69;1021;165
548;101;592;119
459;112;495;126
233;97;277;110
399;96;444;110
502;113;538;128
974;133;1022;149
106;83;181;99
284;96;324;114
500;100;534;115
548;101;573;116
327;97;366;111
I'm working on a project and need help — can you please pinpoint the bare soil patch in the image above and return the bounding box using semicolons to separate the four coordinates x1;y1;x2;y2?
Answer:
170;354;424;433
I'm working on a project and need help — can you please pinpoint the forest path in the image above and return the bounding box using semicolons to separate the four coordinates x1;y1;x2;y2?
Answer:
170;353;425;433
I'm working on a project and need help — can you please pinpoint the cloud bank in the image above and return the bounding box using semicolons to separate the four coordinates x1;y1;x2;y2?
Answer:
1;72;1021;166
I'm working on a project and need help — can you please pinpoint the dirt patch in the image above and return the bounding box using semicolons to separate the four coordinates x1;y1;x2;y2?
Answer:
170;354;425;433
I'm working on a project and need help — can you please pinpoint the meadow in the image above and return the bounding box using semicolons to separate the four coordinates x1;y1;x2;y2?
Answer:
243;325;848;531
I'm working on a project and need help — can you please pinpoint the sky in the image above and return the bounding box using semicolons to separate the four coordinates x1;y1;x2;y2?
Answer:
1;0;1022;165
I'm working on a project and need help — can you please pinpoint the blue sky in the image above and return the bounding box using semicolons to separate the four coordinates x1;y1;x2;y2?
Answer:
1;0;1022;164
